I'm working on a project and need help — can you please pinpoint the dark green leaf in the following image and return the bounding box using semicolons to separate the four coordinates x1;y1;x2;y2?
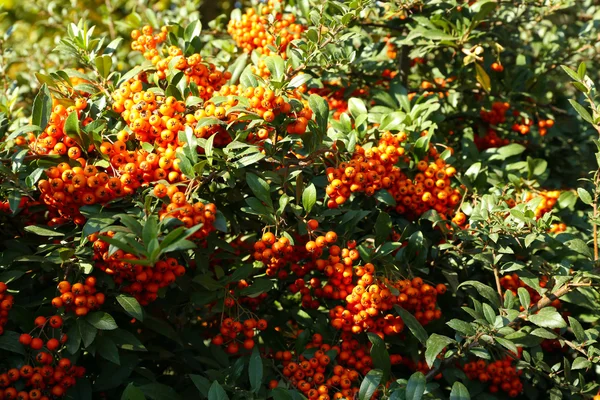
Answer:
87;312;118;330
32;83;52;129
458;281;501;308
395;306;428;345
449;382;470;400
116;295;144;321
358;369;382;400
208;381;229;400
425;334;455;367
405;372;426;400
249;346;263;393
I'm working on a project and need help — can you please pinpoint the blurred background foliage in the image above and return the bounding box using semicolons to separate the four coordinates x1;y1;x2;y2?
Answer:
0;0;236;116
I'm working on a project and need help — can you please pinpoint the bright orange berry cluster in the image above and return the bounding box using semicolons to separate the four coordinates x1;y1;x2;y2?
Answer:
51;278;105;317
252;232;296;276
131;25;231;94
154;185;217;237
325;132;461;219
271;333;402;400
200;84;312;137
28;101;88;157
227;2;304;58
522;190;560;219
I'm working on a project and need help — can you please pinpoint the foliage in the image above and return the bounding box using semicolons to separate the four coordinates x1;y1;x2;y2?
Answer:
0;0;600;399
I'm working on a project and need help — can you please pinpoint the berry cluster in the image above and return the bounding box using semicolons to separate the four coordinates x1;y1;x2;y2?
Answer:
0;282;12;335
271;333;402;400
522;190;560;219
462;357;523;397
90;232;186;305
325;132;462;220
7;315;85;399
476;101;555;149
51;278;105;317
252;232;296;276
211;317;268;354
131;26;230;93
227;2;304;57
199;84;312;139
154;185;217;237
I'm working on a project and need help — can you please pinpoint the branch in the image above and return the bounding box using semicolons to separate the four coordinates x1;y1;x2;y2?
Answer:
508;282;591;328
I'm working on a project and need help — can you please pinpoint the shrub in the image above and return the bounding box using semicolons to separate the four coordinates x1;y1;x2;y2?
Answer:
0;1;600;399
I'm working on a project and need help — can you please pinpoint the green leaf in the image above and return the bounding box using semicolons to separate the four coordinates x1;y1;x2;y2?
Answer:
249;346;263;393
449;382;470;400
517;287;530;310
405;372;426;400
446;319;476;336
142;215;159;249
395;305;428;345
374;212;392;247
109;329;147;352
24;225;65;237
190;374;211;396
475;63;491;93
568;99;593;124
491;144;526;160
139;383;181;400
458;281;501;308
32;83;52;129
96;336;120;365
208;381;229;400
116;295;144;321
246;173;273;209
184;20;202;41
374;190;396;206
577;188;593;205
272;388;293;400
302;183;317;214
425;334;455;367
308;94;329;134
227;53;248;85
348;97;367;119
495;337;518;354
367;333;391;378
0;331;26;354
359;369;382;400
95;55;113;79
264;55;285;80
78;319;98;348
121;384;147;400
561;65;582;83
87;312;118;330
577;62;587;79
571;357;591;370
64;111;83;147
568;316;586;342
288;73;312;89
528;308;567;329
239;278;273;297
